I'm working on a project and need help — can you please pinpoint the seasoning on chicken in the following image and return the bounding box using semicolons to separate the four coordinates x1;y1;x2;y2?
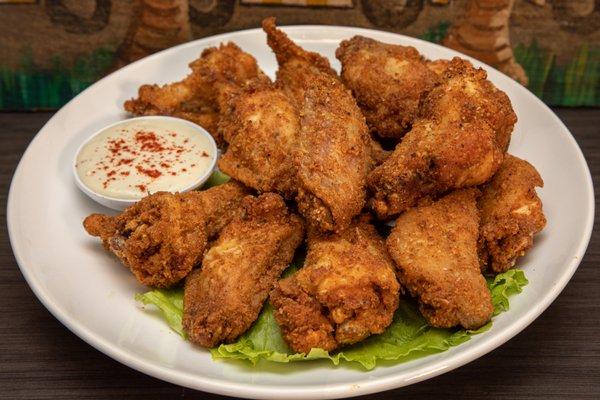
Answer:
387;189;493;330
270;218;399;353
336;36;439;140
368;58;516;219
479;154;546;273
263;17;371;232
83;182;249;288
218;83;300;199
183;193;304;348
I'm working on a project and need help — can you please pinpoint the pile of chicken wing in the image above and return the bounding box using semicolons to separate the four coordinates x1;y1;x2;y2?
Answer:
84;18;546;354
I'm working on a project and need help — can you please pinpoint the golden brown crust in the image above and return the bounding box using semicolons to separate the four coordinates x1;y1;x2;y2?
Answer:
218;85;300;198
425;59;451;76
368;58;515;219
425;57;517;152
82;182;250;288
182;193;304;348
262;17;335;77
263;18;371;233
478;154;546;273
270;218;400;353
124;42;270;146
386;189;493;330
185;181;252;239
336;36;439;139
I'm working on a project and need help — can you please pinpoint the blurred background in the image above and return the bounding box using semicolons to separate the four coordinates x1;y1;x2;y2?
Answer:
0;0;598;110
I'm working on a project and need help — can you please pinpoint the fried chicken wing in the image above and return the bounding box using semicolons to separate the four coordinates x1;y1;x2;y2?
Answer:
336;36;439;140
387;189;493;329
368;58;516;219
270;218;400;353
124;42;269;146
263;18;372;232
183;193;304;348
478;154;546;273
82;182;249;288
217;83;300;198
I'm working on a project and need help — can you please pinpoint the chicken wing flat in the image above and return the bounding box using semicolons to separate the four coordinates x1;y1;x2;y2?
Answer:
263;18;372;232
82;182;249;288
217;83;300;198
387;189;493;330
336;36;438;140
124;42;269;146
183;193;304;348
479;154;546;274
368;58;516;219
270;218;400;353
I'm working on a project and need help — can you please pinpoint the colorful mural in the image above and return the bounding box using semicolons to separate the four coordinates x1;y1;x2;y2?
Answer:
0;0;598;110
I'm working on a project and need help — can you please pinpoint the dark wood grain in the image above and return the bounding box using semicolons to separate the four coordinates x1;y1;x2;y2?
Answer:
0;109;598;400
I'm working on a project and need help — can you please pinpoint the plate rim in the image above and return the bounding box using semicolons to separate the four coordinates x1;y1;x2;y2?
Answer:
6;25;595;400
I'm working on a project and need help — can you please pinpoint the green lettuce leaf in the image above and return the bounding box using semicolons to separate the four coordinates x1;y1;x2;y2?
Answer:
135;289;185;338
201;170;230;189
135;268;527;370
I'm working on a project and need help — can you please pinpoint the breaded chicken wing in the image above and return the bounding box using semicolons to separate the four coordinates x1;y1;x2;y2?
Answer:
217;83;300;198
124;42;269;146
479;154;546;274
82;182;249;288
368;58;516;219
263;18;372;232
387;189;493;330
336;36;438;140
183;193;304;348
270;218;400;353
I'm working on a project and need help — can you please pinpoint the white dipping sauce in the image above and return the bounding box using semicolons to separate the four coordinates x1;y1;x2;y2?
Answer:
76;119;214;200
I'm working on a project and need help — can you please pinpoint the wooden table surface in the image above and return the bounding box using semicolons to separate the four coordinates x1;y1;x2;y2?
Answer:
1;109;598;400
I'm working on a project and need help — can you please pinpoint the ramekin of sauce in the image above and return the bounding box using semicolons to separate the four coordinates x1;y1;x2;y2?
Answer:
74;116;217;210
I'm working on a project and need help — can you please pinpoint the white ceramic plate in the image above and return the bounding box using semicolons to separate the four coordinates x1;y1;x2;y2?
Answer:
7;26;594;399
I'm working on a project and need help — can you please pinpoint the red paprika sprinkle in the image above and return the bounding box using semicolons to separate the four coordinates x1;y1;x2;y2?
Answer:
135;131;166;152
135;165;162;178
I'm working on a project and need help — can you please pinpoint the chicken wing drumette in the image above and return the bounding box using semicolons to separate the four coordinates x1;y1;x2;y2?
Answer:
183;193;304;348
270;218;399;353
124;42;269;146
387;189;493;330
263;18;372;232
368;58;517;219
479;154;546;273
83;182;249;288
218;82;300;199
336;36;439;140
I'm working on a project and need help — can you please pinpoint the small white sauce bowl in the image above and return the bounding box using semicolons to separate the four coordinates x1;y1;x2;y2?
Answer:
73;116;217;211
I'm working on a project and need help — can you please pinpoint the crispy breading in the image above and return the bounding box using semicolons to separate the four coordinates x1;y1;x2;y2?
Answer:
386;189;493;330
263;17;335;78
263;18;371;232
425;57;517;151
479;154;546;273
368;58;516;219
82;182;249;288
270;218;400;353
368;137;391;168
183;193;304;348
426;59;451;76
124;42;269;146
218;84;300;198
336;36;439;139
